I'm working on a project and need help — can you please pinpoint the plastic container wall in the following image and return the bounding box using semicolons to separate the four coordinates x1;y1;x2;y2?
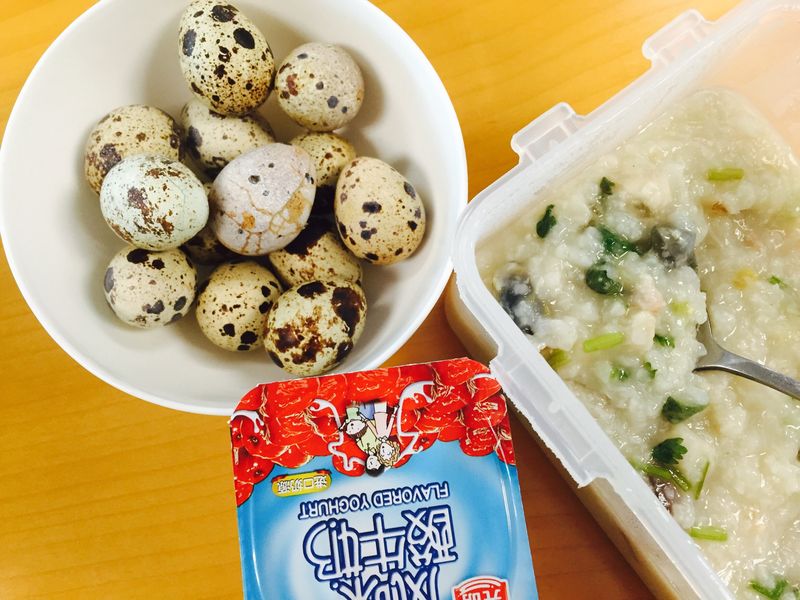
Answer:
452;1;800;597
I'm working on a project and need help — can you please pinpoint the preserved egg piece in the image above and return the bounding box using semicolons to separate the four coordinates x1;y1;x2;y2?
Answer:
650;226;696;269
496;272;539;335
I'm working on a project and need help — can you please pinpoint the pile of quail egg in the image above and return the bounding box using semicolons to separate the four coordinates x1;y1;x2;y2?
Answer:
86;0;426;376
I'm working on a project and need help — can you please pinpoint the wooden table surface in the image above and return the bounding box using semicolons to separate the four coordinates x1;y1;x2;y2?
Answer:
0;0;737;598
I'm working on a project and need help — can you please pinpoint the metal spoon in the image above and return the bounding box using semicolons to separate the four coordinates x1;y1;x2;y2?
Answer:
694;319;800;400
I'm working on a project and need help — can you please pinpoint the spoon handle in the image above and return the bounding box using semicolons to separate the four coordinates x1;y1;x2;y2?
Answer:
695;350;800;401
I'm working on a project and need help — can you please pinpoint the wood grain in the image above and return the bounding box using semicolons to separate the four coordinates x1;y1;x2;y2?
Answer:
0;0;737;598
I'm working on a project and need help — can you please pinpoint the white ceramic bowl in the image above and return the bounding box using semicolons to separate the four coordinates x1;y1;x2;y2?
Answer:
0;0;466;415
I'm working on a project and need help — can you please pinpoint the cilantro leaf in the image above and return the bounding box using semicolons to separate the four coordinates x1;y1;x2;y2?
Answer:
651;438;687;466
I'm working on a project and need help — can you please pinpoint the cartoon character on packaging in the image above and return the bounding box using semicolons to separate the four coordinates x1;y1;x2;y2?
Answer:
342;401;401;476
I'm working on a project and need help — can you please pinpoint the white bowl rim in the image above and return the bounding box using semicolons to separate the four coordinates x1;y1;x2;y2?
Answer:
0;0;468;416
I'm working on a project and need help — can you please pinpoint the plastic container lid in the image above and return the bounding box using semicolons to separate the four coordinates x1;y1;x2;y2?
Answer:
452;1;800;598
229;358;537;599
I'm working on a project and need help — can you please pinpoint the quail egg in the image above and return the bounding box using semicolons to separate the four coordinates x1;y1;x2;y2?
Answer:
210;143;315;255
178;0;275;116
264;277;366;376
84;105;182;194
101;155;208;250
103;246;196;329
181;98;275;179
267;220;361;287
334;157;426;264
289;132;356;188
196;261;282;351
275;43;364;131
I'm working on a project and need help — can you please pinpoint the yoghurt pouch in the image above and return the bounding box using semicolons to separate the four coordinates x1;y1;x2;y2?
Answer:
229;358;537;599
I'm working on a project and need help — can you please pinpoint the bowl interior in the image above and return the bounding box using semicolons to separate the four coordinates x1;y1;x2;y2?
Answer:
0;0;466;415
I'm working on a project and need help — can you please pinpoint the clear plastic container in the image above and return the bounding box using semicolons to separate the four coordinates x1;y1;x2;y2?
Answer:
447;1;800;598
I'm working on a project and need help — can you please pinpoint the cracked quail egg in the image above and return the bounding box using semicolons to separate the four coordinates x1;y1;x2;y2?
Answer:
209;143;316;255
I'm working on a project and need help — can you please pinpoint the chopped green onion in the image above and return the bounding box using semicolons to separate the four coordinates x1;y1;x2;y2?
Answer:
654;333;675;348
583;332;625;353
769;275;787;289
750;578;789;600
667;466;692;492
639;462;674;481
661;396;706;424
544;347;570;370
536;204;557;238
585;264;623;295
651;437;687;466
599;227;639;257
599;176;615;196
688;526;728;542
643;361;657;379
668;301;691;316
611;365;629;381
694;460;710;500
638;462;691;492
707;167;744;181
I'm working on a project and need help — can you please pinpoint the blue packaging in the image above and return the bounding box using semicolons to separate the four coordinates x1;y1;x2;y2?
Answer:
230;358;537;599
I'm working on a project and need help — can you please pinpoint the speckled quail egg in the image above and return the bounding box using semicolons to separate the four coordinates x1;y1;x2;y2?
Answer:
101;155;209;251
103;246;197;329
275;43;364;131
334;157;426;264
289;132;356;188
267;221;361;286
210;143;316;255
264;278;366;376
196;261;282;351
84;105;182;194
178;1;275;116
181;98;275;179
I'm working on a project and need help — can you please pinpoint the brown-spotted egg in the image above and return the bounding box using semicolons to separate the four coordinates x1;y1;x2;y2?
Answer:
275;43;364;132
196;261;282;351
178;1;275;116
267;220;361;287
103;246;196;329
84;105;182;194
290;132;356;188
100;155;208;251
181;98;275;179
334;157;426;264
263;278;366;376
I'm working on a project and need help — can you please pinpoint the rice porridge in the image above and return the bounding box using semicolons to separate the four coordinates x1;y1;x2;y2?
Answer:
479;90;800;597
